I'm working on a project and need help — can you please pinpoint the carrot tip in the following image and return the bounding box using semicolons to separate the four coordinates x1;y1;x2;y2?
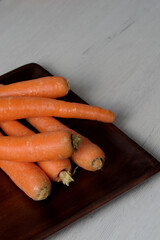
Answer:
71;134;81;151
59;170;74;186
37;185;52;201
92;157;105;170
111;112;115;122
67;78;70;91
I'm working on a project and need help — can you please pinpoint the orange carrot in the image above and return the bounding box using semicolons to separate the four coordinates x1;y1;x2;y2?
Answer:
0;130;80;162
27;117;106;171
0;120;34;136
0;97;115;123
0;76;69;98
38;159;73;185
0;133;52;200
0;160;52;200
0;120;73;185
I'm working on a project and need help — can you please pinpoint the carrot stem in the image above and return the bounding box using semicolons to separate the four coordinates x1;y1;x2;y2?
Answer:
71;134;81;151
37;185;52;200
92;157;104;170
58;170;74;186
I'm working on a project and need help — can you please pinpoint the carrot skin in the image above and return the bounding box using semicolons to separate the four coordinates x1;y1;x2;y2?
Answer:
0;120;73;182
27;117;106;171
0;120;33;136
0;97;115;123
38;159;72;182
0;76;69;98
0;132;52;200
0;131;76;162
0;160;52;200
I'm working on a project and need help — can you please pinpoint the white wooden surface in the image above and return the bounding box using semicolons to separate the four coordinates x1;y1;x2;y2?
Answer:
1;1;160;239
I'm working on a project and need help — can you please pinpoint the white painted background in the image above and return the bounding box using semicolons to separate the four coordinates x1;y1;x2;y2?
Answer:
0;1;160;239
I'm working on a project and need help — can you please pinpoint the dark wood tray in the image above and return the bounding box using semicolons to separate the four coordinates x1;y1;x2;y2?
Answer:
0;63;160;240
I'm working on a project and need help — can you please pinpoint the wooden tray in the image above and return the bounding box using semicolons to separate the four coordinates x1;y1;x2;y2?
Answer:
0;63;160;240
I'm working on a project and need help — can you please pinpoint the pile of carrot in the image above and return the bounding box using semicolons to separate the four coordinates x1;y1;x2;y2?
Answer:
0;76;115;201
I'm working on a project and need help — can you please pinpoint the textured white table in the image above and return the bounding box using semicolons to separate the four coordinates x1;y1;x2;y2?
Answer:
1;1;160;239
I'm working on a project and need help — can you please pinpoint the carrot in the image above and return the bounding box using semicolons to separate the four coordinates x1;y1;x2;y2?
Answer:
0;134;52;200
38;159;73;186
0;120;74;185
0;97;115;123
0;76;69;98
0;120;34;136
0;130;81;162
0;160;52;200
27;117;106;171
